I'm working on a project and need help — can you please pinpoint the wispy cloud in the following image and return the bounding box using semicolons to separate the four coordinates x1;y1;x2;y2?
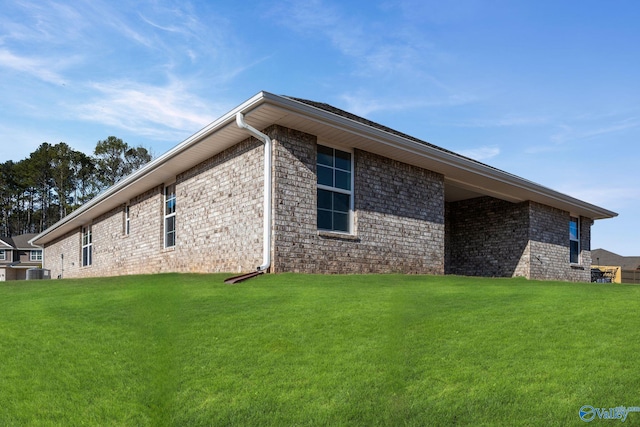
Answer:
452;115;550;128
0;0;86;45
456;146;500;161
0;0;255;146
550;118;640;144
524;116;640;154
339;91;475;117
0;48;68;84
75;79;220;139
271;0;473;114
556;185;640;211
275;0;426;75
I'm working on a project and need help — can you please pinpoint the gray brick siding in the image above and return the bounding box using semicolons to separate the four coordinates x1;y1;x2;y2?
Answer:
42;123;592;282
269;125;445;274
44;139;264;278
446;197;530;277
176;138;264;273
528;202;591;282
446;197;592;281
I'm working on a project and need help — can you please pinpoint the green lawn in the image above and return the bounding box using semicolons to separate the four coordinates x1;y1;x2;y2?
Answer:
0;273;638;426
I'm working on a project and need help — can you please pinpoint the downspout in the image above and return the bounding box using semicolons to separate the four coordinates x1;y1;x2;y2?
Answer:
235;112;272;272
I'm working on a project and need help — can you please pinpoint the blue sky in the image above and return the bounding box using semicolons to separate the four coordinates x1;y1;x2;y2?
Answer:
1;0;638;255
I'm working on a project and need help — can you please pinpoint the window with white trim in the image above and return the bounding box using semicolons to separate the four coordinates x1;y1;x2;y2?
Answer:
317;144;353;233
569;216;580;264
30;250;42;261
82;226;92;267
164;183;176;248
0;250;5;261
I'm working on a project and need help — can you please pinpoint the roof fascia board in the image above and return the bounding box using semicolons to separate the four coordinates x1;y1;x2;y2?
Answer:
31;92;272;245
30;90;616;246
261;94;617;219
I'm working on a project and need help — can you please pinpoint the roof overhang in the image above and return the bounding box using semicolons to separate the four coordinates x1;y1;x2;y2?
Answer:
31;91;617;246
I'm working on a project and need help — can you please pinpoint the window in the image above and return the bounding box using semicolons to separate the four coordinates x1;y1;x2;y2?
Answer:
317;144;353;233
125;204;130;235
0;250;5;261
164;183;176;248
82;226;92;266
570;217;580;264
30;250;42;261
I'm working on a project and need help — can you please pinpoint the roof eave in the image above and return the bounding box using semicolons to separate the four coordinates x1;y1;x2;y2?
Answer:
30;91;617;246
31;91;272;246
261;94;618;220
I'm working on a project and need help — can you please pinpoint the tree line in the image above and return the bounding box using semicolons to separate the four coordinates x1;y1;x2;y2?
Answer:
0;136;152;237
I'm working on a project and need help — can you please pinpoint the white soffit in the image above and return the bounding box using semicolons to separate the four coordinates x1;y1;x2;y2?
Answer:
32;91;617;246
256;95;617;220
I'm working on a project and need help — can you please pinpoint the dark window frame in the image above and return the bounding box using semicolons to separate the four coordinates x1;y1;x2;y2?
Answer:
316;144;353;233
164;183;176;248
82;226;92;267
570;216;580;264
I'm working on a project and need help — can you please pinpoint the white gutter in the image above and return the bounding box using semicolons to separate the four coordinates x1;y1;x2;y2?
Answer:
235;112;272;272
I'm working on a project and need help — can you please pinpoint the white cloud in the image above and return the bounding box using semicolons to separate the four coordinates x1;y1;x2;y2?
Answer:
75;79;220;139
0;48;67;85
524;115;640;154
280;0;408;74
556;186;640;212
338;90;477;118
270;0;478;119
450;114;550;129
456;146;500;161
550;118;640;145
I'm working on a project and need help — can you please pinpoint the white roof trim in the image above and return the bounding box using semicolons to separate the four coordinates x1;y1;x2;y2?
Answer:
31;91;617;246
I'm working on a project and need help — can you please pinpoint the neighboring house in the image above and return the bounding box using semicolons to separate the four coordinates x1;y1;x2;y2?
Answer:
0;234;43;281
30;92;617;281
591;248;640;284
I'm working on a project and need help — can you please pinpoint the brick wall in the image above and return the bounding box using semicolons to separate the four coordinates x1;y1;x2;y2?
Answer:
45;227;84;279
42;122;593;282
446;197;530;277
528;202;591;282
43;139;264;278
269;125;445;274
446;197;592;281
176;137;264;273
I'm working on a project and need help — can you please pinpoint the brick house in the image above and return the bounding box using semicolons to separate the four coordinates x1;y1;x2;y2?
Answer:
30;92;616;281
0;234;43;281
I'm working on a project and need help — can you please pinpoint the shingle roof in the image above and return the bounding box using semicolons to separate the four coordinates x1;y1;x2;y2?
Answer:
12;234;38;249
0;236;14;248
592;248;640;270
283;96;503;173
0;234;38;249
30;91;617;247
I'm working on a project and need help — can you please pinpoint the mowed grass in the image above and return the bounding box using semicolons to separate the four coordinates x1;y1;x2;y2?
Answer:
0;273;639;426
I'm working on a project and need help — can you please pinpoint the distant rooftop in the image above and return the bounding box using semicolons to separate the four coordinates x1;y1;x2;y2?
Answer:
0;234;39;249
592;248;640;270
